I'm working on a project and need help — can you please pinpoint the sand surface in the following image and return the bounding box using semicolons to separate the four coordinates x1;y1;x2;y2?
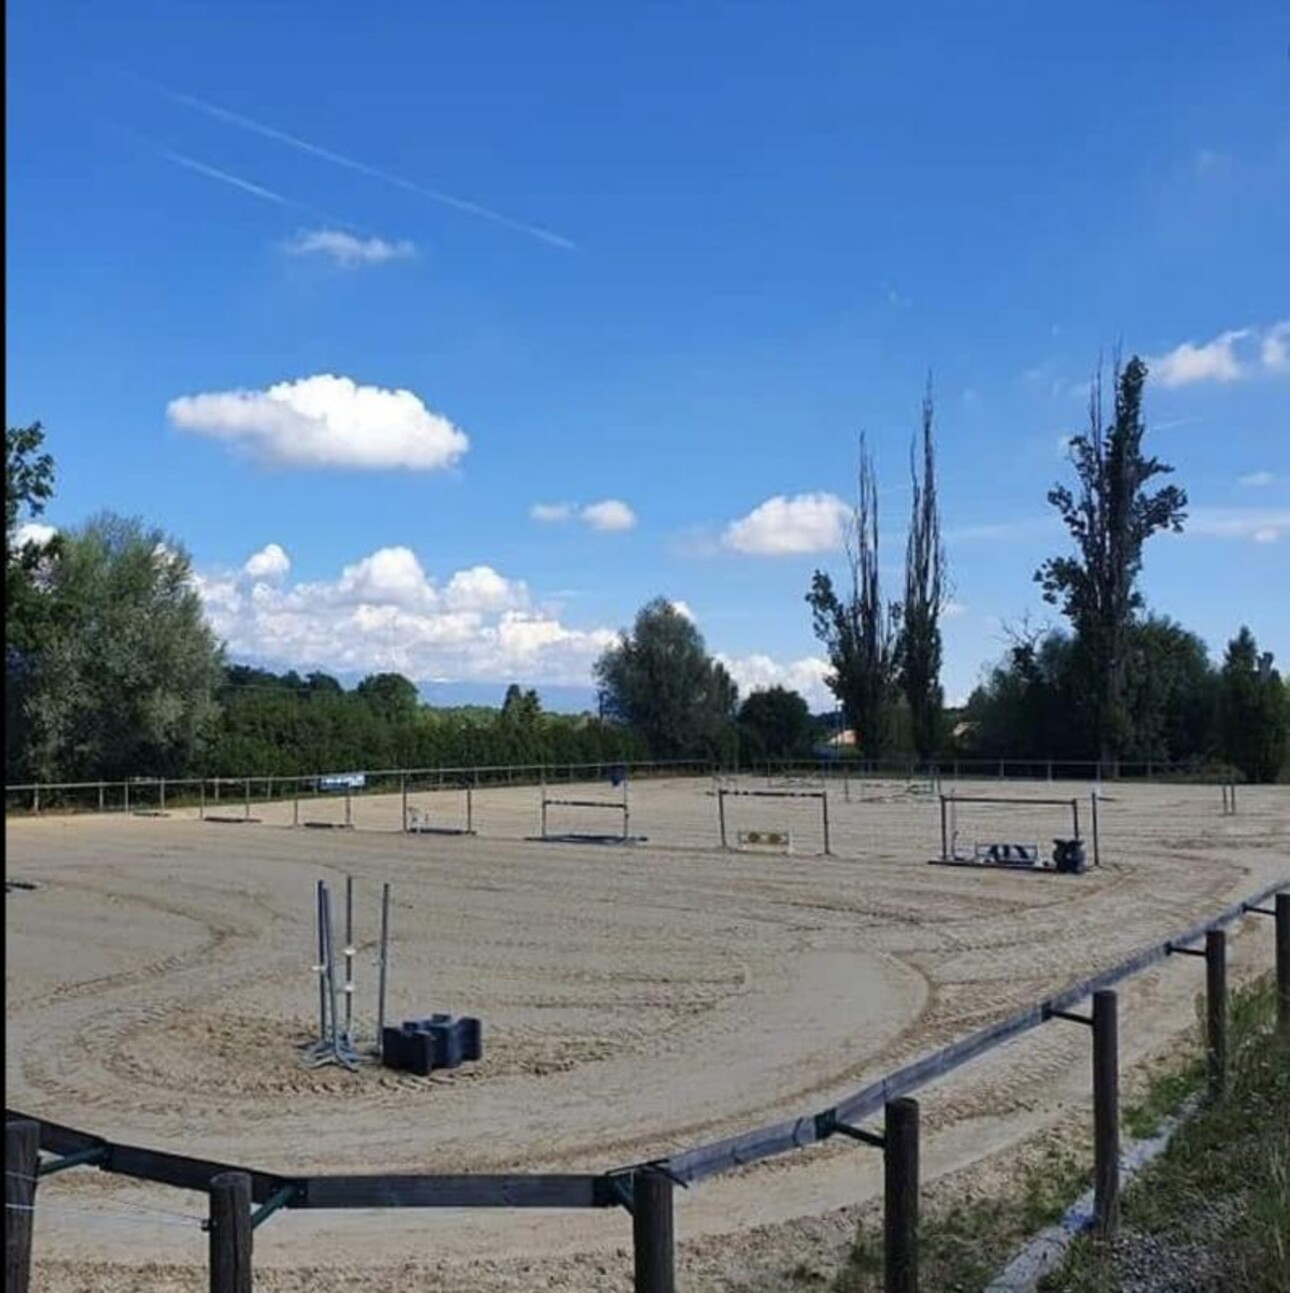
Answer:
5;775;1288;1290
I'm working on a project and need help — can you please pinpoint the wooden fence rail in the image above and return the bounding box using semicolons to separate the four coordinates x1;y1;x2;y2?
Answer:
6;878;1287;1293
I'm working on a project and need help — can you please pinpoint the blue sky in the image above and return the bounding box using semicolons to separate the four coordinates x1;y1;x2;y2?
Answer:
7;0;1289;710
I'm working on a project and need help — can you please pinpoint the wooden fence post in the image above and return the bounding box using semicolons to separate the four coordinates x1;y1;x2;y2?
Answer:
1277;893;1290;1040
5;1119;39;1293
632;1168;675;1293
884;1097;919;1293
1206;929;1228;1100
1092;990;1119;1237
208;1171;252;1293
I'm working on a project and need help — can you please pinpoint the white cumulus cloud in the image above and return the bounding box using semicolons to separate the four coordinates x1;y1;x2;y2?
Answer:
243;543;291;579
194;543;615;686
669;600;696;622
13;522;56;548
717;653;833;709
1238;471;1276;488
167;374;469;471
336;546;436;608
1148;321;1290;387
530;500;638;532
285;228;416;267
581;500;637;532
443;565;527;613
1262;321;1290;375
722;493;850;556
1150;329;1250;387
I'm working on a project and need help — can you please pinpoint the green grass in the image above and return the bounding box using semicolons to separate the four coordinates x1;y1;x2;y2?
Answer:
1042;974;1290;1293
830;1142;1090;1293
828;975;1287;1293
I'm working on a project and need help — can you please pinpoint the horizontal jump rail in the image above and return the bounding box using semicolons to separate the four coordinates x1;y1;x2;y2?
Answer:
542;798;627;810
940;794;1078;807
651;877;1288;1185
719;788;826;800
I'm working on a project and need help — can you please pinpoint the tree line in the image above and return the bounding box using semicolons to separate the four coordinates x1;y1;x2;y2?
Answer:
7;358;1289;787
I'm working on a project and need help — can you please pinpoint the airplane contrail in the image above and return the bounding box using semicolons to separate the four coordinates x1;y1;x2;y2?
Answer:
110;123;356;229
121;71;576;251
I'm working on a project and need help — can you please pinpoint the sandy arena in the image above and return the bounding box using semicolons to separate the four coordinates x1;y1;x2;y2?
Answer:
5;775;1288;1291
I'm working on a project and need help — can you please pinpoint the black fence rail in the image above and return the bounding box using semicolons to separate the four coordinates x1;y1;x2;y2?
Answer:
7;881;1287;1293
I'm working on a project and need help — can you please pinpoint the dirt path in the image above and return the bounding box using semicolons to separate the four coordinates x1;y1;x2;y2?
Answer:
5;777;1287;1290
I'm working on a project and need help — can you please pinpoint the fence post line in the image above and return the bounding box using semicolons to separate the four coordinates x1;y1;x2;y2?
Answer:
822;790;831;855
400;774;408;832
243;779;250;822
208;1170;252;1293
200;781;206;820
160;777;166;813
98;781;105;813
293;781;299;829
631;1167;675;1293
717;787;728;849
1277;893;1290;1040
1206;929;1228;1100
1092;989;1119;1238
884;1097;919;1293
123;780;130;815
5;1118;39;1293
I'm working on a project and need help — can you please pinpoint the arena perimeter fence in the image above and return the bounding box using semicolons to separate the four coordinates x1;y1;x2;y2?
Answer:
7;882;1288;1293
2;753;1258;819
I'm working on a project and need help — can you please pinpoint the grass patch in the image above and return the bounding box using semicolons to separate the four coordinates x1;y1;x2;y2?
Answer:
829;974;1287;1293
1042;973;1290;1293
832;1141;1089;1292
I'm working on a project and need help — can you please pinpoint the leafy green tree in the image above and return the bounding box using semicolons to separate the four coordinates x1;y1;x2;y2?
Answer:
356;672;421;724
21;513;225;781
6;423;60;777
1119;617;1216;764
500;683;542;727
6;422;58;644
1035;356;1187;768
807;434;899;757
962;627;1082;762
5;422;55;546
1217;627;1287;784
738;686;814;761
594;597;738;759
899;382;946;761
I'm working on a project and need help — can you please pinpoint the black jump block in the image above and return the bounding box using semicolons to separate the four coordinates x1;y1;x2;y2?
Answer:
1052;838;1088;874
381;1014;483;1075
